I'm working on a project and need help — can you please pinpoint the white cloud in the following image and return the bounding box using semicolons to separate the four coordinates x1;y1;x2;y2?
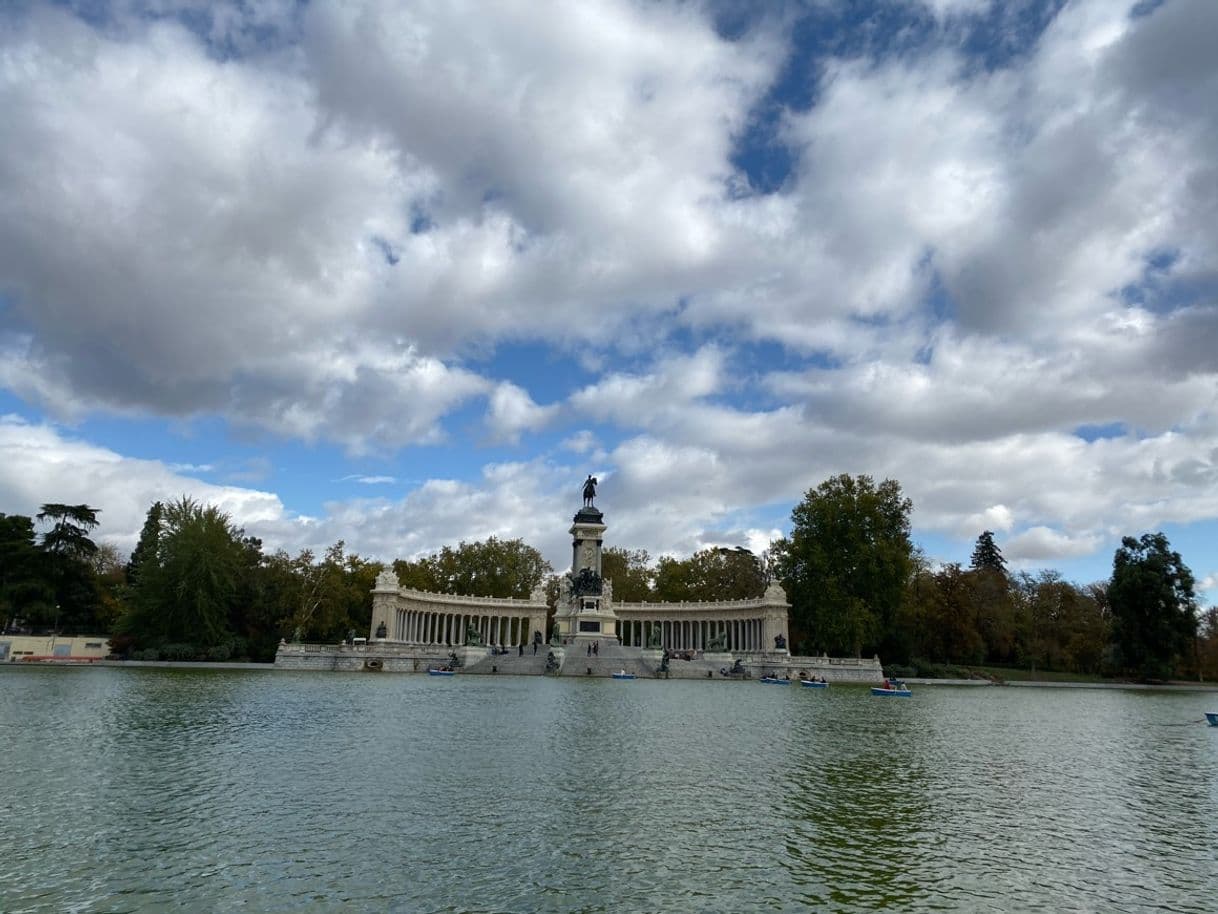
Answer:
0;415;290;555
484;382;559;444
1005;526;1103;563
1;0;1217;583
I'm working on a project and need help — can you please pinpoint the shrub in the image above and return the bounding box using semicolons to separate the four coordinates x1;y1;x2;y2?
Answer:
206;643;233;662
159;642;199;661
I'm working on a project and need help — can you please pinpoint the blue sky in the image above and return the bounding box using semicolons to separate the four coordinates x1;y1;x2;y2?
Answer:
1;0;1216;605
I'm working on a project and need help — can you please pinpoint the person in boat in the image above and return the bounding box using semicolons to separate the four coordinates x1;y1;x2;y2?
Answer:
882;678;891;689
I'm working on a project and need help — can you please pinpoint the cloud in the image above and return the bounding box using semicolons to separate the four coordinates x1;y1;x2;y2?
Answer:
339;475;398;485
484;382;559;444
1;0;1217;582
0;415;290;556
1005;526;1103;563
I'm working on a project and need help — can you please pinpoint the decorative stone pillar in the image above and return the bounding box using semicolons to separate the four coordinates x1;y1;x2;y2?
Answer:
369;569;400;640
761;582;791;652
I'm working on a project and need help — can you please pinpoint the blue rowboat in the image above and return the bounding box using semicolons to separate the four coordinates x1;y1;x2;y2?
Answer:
612;671;636;680
428;668;455;676
1206;712;1218;727
800;680;828;688
759;677;790;685
872;686;912;697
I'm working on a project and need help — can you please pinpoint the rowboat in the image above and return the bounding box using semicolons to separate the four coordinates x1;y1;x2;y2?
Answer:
612;670;636;680
759;676;790;685
800;680;828;688
871;686;911;697
1206;712;1218;727
428;668;455;676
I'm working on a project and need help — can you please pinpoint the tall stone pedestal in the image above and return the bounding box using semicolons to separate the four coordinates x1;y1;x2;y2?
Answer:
554;501;620;643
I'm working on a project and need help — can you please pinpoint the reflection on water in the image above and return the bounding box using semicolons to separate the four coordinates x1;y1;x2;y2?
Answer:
3;667;1217;913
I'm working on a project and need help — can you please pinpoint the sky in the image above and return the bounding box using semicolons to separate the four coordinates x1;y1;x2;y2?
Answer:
1;0;1216;603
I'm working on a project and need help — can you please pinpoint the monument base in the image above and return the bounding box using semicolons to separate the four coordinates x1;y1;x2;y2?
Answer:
555;611;619;640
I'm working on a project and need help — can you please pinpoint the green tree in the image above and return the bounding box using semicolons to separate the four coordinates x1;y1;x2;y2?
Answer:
0;514;53;631
1197;607;1218;682
124;497;244;649
600;547;654;602
772;474;913;656
284;542;380;643
36;503;103;632
969;530;1007;573
225;535;285;661
922;563;985;665
37;504;100;561
126;501;163;588
1109;532;1197;680
424;537;551;599
90;541;129;634
970;568;1017;664
393;556;440;592
653;547;766;603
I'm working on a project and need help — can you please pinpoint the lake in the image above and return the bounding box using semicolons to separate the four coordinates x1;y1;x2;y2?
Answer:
3;666;1216;913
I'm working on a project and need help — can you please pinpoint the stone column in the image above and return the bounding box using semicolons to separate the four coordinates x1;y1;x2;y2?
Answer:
369;569;400;640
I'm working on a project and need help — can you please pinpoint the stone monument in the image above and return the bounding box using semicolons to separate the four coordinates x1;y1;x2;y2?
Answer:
553;474;619;644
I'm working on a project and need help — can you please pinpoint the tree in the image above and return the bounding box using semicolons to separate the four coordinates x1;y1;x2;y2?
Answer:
90;541;129;634
922;563;985;665
36;503;103;631
283;541;380;643
1108;532;1197;680
772;474;913;656
123;497;244;648
970;531;1007;573
600;547;654;602
415;537;551;599
37;504;101;561
1198;607;1218;682
0;513;53;631
653;547;766;603
126;501;163;588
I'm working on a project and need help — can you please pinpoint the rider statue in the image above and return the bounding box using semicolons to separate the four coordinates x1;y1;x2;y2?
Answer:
582;475;598;507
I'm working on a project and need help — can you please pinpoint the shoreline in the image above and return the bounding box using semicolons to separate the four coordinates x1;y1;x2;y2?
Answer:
6;660;1218;691
906;677;1218;692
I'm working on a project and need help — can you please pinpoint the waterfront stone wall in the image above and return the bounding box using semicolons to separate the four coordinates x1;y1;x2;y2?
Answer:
276;641;509;674
274;640;883;682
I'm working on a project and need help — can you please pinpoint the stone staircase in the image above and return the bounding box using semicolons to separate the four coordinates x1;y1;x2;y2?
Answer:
460;646;550;675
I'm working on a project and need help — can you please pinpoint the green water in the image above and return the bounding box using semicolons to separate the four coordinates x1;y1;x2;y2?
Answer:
2;667;1216;913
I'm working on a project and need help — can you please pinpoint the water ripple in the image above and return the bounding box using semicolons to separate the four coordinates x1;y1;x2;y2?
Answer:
3;669;1217;912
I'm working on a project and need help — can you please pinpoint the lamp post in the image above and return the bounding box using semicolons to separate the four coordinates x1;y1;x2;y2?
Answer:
50;604;59;655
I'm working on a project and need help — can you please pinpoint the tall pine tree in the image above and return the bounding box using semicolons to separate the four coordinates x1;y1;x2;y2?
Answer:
970;530;1007;573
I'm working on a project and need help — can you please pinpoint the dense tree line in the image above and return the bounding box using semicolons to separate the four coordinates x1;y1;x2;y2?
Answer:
4;483;1216;679
774;475;1212;682
1;500;554;662
392;537;551;599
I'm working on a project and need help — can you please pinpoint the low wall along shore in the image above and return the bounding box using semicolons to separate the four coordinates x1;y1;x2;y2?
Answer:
274;640;884;682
